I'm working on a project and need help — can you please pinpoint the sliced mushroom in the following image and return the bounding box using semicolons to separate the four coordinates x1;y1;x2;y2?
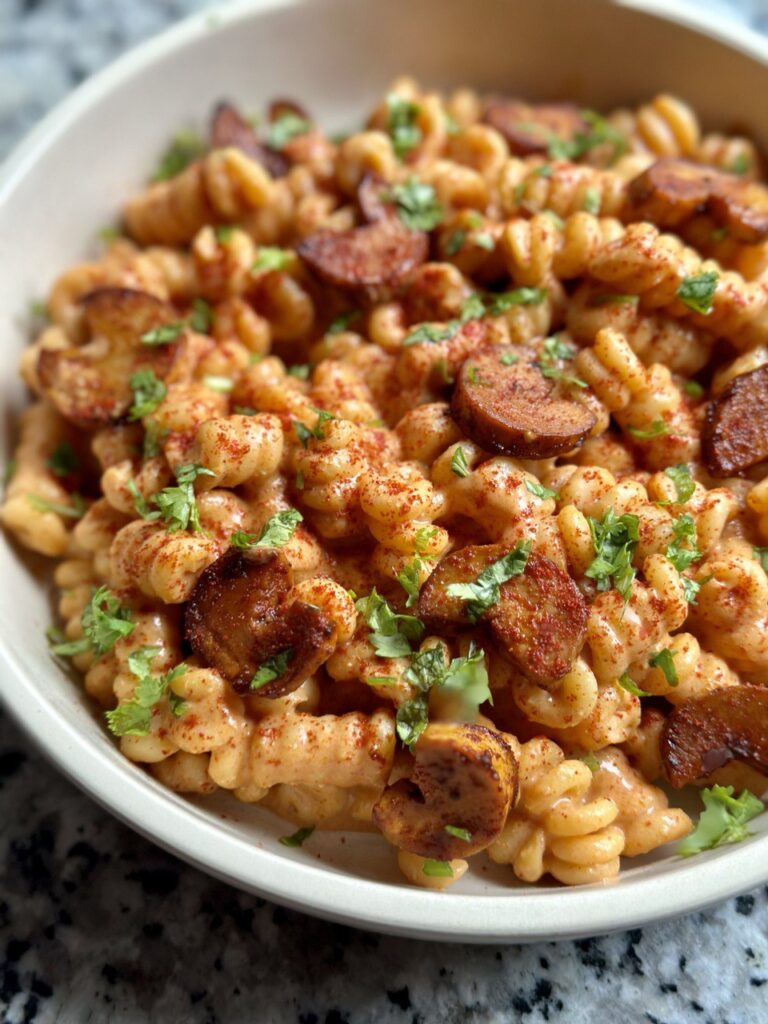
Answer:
626;158;768;242
482;99;587;155
708;177;768;244
373;722;518;858
486;552;588;684
210;100;288;178
701;364;768;477
626;158;715;227
417;543;508;632
451;346;596;458
297;218;428;290
184;548;337;697
37;287;201;428
661;684;768;787
418;544;587;683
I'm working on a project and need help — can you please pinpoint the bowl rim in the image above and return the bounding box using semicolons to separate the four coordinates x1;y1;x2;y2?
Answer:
1;0;767;943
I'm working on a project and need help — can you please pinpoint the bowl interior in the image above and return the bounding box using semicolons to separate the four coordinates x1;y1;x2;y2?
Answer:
0;0;767;941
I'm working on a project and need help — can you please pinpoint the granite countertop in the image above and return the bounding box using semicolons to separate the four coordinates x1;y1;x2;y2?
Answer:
1;1;768;1021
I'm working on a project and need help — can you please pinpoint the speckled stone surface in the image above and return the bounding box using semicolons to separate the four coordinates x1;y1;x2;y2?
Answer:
1;1;768;1022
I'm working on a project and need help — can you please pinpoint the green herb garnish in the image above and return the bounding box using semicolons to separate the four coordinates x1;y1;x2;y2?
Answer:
446;542;531;623
679;785;763;857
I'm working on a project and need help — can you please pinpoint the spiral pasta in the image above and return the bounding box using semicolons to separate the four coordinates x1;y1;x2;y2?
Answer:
8;80;767;893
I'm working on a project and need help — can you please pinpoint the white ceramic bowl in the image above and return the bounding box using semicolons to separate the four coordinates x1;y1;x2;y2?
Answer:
1;0;767;943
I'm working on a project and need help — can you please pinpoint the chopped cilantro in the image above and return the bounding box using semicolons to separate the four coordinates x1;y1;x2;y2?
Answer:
581;187;601;214
152;130;205;181
626;419;669;440
446;542;531;623
422;859;454;878
451;446;471;478
665;513;701;572
538;335;587;388
27;493;85;519
682;575;708;605
355;589;424;658
402;322;457;347
397;558;425;608
677;271;718;315
473;232;495;251
142;421;169;459
189;297;213;333
386;94;422;159
679;785;763;857
140;322;185;346
146;463;215;532
128;370;167;421
444;825;472;842
230;509;302;550
279;826;315;847
499;351;519;366
617;673;651;697
728;154;750;176
267;112;312;150
215;225;235;242
286;364;311;380
395;692;430;750
683;380;705;399
489;287;547;314
105;647;187;736
585;509;639;601
754;546;768;573
252;246;293;272
387;178;443;231
250;648;294;689
51;585;134;658
293;408;334;447
664;464;695;504
648;648;678;687
445;229;466;256
581;752;600;772
328;310;360;334
47;442;79;477
524;478;558;501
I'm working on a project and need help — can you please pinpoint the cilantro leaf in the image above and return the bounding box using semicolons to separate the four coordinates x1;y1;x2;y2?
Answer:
279;826;315;847
188;297;212;333
677;271;719;315
327;310;360;335
585;509;640;601
648;648;678;686
445;229;466;256
626;419;669;440
525;478;558;501
683;380;705;399
395;693;430;750
387;178;443;231
128;370;167;421
397;557;425;608
51;585;135;658
47;442;79;477
499;351;519;366
581;186;601;214
402;322;458;347
679;785;764;857
355;590;424;658
386;94;422;159
232;509;303;550
105;647;187;736
439;643;492;710
682;575;708;605
617;673;651;697
446;542;531;623
27;493;86;520
287;364;311;380
538;335;587;388
754;546;768;573
422;859;454;878
152;130;205;181
250;648;294;689
293;408;334;446
666;513;702;572
451;446;471;478
581;752;600;772
253;246;293;272
488;287;547;314
149;463;215;532
444;825;472;842
140;322;186;346
404;645;447;692
664;464;695;504
267;113;312;150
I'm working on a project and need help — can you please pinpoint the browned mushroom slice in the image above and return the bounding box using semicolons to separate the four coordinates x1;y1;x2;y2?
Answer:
486;553;588;684
37;288;190;428
482;99;587;155
373;723;518;858
708;177;768;244
701;364;768;477
184;548;336;696
210;101;288;178
417;543;508;632
297;218;428;290
451;346;596;458
661;684;768;787
626;158;715;227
